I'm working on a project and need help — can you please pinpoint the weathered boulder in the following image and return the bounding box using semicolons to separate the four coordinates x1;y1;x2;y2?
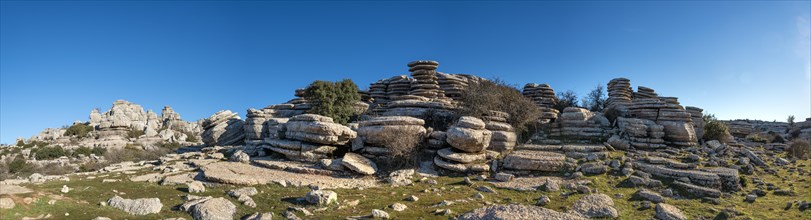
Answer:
202;110;245;146
284;114;356;145
187;197;236;220
446;117;492;153
341;153;378;175
305;189;337;206
655;203;687;220
107;196;163;216
570;194;618;218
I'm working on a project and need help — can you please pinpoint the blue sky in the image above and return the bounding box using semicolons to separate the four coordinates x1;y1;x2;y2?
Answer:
1;1;809;144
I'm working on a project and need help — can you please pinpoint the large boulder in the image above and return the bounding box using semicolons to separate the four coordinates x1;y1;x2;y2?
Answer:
305;189;337;206
185;197;236;220
202;110;245;146
446;117;492;153
655;203;687;220
357;116;426;146
107;196;163;216
570;194;618;218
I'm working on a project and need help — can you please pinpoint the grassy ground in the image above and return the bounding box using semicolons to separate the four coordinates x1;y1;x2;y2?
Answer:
2;154;809;219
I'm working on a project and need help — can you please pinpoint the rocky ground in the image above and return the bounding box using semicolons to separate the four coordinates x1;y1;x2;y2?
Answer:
1;147;808;220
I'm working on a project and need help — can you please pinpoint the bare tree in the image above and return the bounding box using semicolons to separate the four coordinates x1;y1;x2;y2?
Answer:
581;84;607;112
554;90;579;112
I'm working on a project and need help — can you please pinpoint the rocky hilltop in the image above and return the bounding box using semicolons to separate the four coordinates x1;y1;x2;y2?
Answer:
1;60;809;220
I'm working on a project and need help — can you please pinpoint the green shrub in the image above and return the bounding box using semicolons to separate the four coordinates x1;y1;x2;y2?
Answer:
303;79;361;124
91;147;107;156
73;146;92;156
128;128;145;138
789;140;811;160
32;146;67;160
554;90;579;112
460;79;541;142
7;155;32;174
64;123;94;138
16;139;24;147
703;114;732;143
745;133;770;143
580;84;607;112
184;131;199;142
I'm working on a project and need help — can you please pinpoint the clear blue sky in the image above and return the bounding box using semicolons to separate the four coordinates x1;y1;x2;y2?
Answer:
1;1;810;144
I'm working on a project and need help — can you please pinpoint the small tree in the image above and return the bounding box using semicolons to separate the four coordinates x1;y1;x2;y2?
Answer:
703;114;732;143
304;79;361;124
15;139;24;147
788;115;795;128
580;85;607;112
459;79;541;142
554;90;579;112
64;123;94;138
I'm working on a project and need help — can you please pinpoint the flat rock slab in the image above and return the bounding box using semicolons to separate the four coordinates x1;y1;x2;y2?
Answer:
201;162;377;189
0;185;33;195
491;176;564;191
341;153;378;175
458;204;586;220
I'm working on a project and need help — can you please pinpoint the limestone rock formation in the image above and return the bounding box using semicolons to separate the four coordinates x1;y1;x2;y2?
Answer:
264;114;353;162
201;110;245;146
549;107;611;142
484;111;517;153
355;116;426;160
435;117;493;173
522;83;559;122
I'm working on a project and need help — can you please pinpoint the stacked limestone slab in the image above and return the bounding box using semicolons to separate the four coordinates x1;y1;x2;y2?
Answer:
408;60;442;99
628;87;697;147
685;106;705;140
264;114;355;162
484;111;516;153
549;107;611;142
724;120;754;138
201;110;246;147
501;144;607;175
631;155;741;198
522;83;559;122
614;117;666;149
425;130;450;153
244;108;273;141
605;78;633;112
434;117;493;173
354;116;427;160
386;75;413;98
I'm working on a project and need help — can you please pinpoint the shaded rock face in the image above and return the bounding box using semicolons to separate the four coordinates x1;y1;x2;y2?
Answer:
107;195;162;216
202;110;245;146
341;152;378;175
243;108;273;141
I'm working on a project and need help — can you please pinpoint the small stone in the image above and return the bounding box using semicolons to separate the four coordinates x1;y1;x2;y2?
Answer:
426;179;438;185
0;198;15;209
476;186;497;193
544;179;560;192
640;201;652;210
576;185;591;194
655;203;687;220
229;150;250;163
464;177;474;185
474;193;485;199
61;185;71;193
391;203;407;212
243;212;273;220
187;181;205;193
405;195;419;202
371;209;390;219
745;194;757;203
305;189;337;206
494;173;514;182
536;195;550;206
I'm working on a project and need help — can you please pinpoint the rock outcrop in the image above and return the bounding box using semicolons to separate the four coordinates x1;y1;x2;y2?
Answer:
355;116;426;160
435;117;493;173
522;83;559;123
484;111;517;153
265;114;354;162
201;110;245;146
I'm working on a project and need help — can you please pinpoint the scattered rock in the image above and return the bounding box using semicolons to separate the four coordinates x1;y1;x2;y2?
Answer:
188;181;205;193
405;195;419;202
371;209;390;219
635;189;664;203
107;195;163;216
655;203;687;220
0;198;15;209
243;212;273;220
305;189;337;206
476;186;497;193
536;195;551;206
494;173;514;182
391;203;407;212
342;153;378;175
188;197;236;220
745;194;757;203
230;150;251;163
570;194;618;218
458;204;585;220
60;185;70;193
